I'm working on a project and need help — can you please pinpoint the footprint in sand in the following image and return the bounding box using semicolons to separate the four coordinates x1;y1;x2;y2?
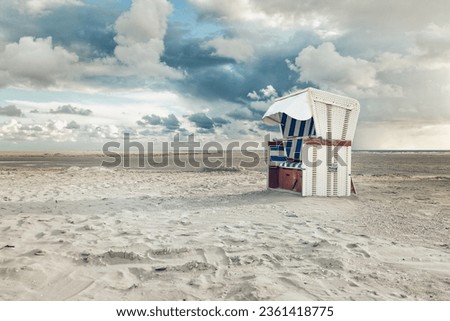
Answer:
35;232;45;239
51;229;67;236
346;243;371;258
198;247;230;280
200;247;230;266
44;272;95;300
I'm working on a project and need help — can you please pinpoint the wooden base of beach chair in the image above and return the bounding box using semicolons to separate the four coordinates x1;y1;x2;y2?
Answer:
278;167;302;193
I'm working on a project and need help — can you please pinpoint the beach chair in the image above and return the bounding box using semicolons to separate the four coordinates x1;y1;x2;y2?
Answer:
262;88;360;196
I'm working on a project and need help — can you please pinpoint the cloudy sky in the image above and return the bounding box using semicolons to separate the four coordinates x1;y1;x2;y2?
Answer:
0;0;449;151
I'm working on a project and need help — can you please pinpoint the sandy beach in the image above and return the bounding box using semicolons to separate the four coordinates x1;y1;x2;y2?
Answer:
0;152;449;300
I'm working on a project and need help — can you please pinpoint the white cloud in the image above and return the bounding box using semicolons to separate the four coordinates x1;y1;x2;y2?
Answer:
114;0;168;44
85;124;121;139
248;85;277;100
290;40;450;126
0;118;124;143
372;24;450;74
0;0;183;89
0;119;76;142
189;0;449;36
0;0;449;150
14;0;84;15
202;36;255;62
413;24;450;68
260;85;278;99
247;91;260;100
292;42;402;98
189;0;317;30
295;42;376;90
0;37;79;88
6;88;189;128
74;0;185;80
113;0;183;78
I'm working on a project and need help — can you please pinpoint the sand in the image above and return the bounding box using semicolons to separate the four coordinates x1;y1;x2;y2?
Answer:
0;152;449;300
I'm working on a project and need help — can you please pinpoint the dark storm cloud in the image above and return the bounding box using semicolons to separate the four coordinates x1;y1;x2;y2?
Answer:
137;113;182;132
41;4;119;58
0;1;123;59
163;27;284;103
187;112;214;129
226;108;256;121
211;116;230;127
163;23;233;70
163;22;319;105
162;114;182;132
196;127;215;134
248;105;266;119
0;105;23;117
137;114;162;126
257;122;279;132
171;47;304;104
50;105;93;116
226;103;266;121
187;113;233;133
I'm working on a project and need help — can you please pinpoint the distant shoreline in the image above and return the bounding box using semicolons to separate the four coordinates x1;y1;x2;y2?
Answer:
0;149;449;158
1;152;450;177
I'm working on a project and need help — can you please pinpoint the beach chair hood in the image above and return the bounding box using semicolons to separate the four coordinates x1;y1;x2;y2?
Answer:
262;87;360;141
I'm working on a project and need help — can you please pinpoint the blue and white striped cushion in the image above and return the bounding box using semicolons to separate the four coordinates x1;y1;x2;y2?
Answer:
269;143;286;163
279;161;304;169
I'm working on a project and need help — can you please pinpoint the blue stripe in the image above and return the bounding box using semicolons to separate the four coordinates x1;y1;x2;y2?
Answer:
293;138;302;160
270;145;284;151
280;114;291;159
308;118;314;136
288;118;296;137
285;141;292;158
284;116;292;158
287;118;298;159
289;120;305;161
299;121;306;137
270;155;287;162
280;113;287;134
